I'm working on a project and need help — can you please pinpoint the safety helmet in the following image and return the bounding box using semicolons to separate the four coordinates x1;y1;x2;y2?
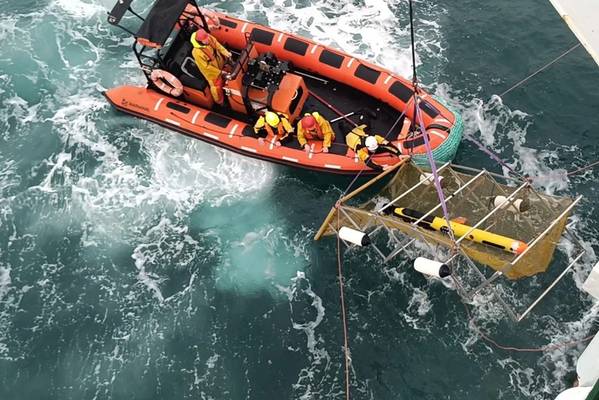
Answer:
193;29;210;44
365;136;379;151
301;115;316;130
265;111;280;127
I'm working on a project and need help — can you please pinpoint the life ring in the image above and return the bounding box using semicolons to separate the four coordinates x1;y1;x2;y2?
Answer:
150;69;183;97
178;5;220;30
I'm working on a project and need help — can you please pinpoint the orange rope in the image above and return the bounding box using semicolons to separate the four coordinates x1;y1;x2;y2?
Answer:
337;211;351;400
463;301;595;352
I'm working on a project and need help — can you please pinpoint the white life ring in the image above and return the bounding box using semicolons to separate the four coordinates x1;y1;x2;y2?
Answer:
150;69;183;97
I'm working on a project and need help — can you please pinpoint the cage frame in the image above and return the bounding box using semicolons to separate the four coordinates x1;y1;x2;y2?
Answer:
315;159;585;322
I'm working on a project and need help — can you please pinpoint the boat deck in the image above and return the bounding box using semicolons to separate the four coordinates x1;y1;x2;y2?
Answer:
283;75;407;154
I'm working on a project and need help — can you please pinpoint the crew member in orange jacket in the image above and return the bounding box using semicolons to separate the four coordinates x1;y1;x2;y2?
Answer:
190;28;232;105
297;112;335;154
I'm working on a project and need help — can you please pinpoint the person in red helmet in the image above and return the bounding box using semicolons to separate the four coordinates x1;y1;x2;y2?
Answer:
297;112;335;154
190;28;232;104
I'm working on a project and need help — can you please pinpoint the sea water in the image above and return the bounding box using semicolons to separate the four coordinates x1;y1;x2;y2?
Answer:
1;0;598;399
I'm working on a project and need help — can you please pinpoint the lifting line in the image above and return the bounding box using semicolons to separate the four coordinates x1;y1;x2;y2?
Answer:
499;43;581;98
461;300;595;353
337;211;351;400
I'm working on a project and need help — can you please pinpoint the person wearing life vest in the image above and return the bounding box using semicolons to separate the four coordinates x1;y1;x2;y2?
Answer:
253;111;294;146
297;112;335;154
190;28;232;105
345;124;400;171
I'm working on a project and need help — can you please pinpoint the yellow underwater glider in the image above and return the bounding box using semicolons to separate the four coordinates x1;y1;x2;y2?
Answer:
388;207;529;255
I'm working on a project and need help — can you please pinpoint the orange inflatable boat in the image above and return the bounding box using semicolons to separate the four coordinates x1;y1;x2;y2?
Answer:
105;0;463;174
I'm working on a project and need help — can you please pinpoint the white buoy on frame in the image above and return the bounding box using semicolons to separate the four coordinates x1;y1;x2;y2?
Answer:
419;172;444;187
413;257;451;278
492;195;529;213
339;227;371;246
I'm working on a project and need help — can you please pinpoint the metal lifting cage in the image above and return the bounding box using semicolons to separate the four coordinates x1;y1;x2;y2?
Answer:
315;159;585;321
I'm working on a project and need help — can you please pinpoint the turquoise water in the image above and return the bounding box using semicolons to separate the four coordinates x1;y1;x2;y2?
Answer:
1;0;599;399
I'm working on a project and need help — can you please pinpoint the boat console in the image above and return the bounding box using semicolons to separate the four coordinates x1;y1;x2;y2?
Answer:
243;52;290;91
223;42;308;122
160;29;309;122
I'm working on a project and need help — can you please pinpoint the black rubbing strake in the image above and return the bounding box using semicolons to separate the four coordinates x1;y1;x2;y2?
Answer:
166;102;190;114
218;18;237;29
426;123;450;132
284;37;309;56
250;28;275;45
204;112;231;128
319;50;344;69
402;134;430;149
389;81;414;103
242;125;254;137
419;100;441;118
354;64;381;84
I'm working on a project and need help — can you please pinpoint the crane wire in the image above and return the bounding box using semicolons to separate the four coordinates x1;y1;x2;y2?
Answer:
499;43;581;98
336;211;352;400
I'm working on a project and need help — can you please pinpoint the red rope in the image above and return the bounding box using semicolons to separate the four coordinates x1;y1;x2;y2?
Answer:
567;160;599;177
337;211;351;400
463;302;595;352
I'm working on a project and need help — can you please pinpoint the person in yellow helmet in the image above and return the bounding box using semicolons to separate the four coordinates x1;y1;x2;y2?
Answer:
253;111;294;146
344;124;400;171
190;28;232;105
297;112;335;154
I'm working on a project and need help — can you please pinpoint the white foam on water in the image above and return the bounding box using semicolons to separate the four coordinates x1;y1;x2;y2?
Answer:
0;267;10;302
407;287;432;317
0;265;13;359
33;152;73;192
217;224;311;294
277;273;336;399
235;0;446;78
0;160;20;197
0;14;22;43
0;94;43;139
435;84;572;195
131;216;204;303
52;0;106;19
48;93;274;237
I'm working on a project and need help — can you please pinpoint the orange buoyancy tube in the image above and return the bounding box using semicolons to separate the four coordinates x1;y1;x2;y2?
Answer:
150;69;183;97
178;5;220;30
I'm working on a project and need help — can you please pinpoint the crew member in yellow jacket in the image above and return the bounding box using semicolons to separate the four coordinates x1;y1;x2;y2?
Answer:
190;28;232;105
297;112;335;154
345;124;400;171
253;111;294;146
